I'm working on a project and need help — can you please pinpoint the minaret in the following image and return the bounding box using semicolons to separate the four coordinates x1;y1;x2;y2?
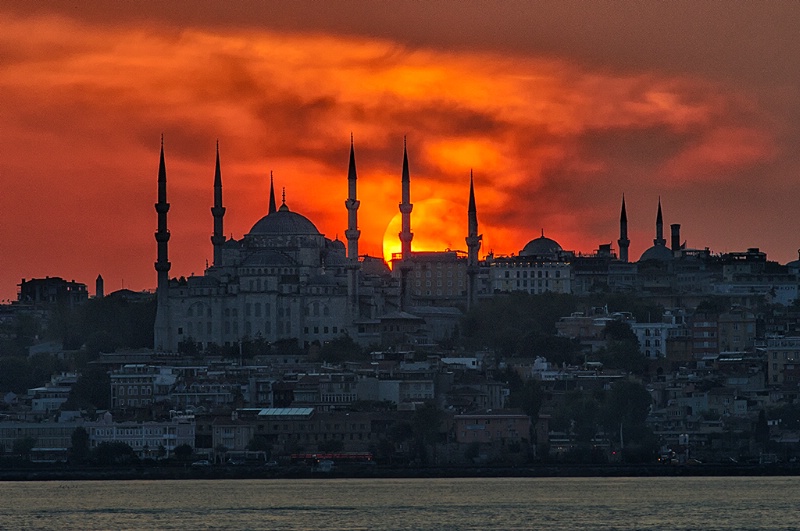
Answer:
154;137;172;352
344;134;361;319
465;170;482;310
654;197;666;246
399;137;414;260
268;171;277;214
398;137;414;310
618;195;630;262
211;141;226;267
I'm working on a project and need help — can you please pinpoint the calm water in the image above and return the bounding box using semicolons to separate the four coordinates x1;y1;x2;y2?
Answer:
0;477;797;530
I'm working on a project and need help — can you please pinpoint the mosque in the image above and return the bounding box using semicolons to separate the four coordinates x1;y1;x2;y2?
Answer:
152;138;482;353
152;137;796;354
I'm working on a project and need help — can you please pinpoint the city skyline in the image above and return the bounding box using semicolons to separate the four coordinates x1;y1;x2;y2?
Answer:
2;2;800;301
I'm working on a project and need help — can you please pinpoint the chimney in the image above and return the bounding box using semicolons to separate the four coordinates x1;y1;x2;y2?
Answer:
670;224;681;252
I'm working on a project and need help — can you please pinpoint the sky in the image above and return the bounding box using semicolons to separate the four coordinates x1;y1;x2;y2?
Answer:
2;1;799;301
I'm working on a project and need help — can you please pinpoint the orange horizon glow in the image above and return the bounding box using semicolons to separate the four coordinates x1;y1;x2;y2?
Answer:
1;5;799;301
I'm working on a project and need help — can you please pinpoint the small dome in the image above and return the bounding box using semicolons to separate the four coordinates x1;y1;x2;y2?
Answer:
520;232;562;257
248;205;320;236
639;244;673;262
328;238;346;252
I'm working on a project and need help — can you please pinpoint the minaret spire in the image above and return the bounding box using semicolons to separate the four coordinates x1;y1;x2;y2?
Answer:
268;171;277;214
398;137;414;310
654;197;666;246
399;136;413;260
618;194;630;262
154;137;172;352
465;169;482;310
211;140;226;267
345;134;361;320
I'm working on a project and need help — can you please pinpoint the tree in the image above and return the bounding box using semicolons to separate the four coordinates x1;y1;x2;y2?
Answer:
320;335;366;363
93;441;137;465
174;443;193;461
318;439;344;452
64;366;110;410
755;409;770;447
13;437;37;460
69;427;90;464
461;292;578;355
412;402;443;464
600;380;657;462
599;321;648;374
506;379;543;420
247;436;272;455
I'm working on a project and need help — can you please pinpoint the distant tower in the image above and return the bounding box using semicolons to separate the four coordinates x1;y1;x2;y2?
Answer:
154;137;172;352
211;141;226;267
654;197;666;246
618;195;630;263
465;170;482;311
95;274;104;299
344;134;361;319
268;171;277;214
670;224;681;252
398;137;414;310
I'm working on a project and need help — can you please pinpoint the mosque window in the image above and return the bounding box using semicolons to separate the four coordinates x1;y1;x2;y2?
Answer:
323;306;330;316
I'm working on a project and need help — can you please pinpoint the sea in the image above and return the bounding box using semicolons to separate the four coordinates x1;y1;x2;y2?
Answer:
0;477;797;530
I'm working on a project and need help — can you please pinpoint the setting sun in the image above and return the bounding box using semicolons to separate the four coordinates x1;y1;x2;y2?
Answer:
382;198;467;266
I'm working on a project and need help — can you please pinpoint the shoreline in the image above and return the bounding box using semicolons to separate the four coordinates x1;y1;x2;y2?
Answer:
1;463;798;481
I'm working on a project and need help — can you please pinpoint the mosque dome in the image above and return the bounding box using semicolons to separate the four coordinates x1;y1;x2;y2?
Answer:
248;204;321;237
639;244;674;262
520;232;563;257
786;250;800;271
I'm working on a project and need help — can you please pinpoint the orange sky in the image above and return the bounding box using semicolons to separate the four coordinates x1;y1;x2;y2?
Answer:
1;2;800;301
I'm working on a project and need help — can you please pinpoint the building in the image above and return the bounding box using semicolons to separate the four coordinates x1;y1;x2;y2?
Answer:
17;277;88;307
152;139;482;353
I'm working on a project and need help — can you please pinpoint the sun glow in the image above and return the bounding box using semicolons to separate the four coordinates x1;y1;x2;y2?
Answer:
381;198;466;266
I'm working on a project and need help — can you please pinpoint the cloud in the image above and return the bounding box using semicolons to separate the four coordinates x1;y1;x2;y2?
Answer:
0;6;797;301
